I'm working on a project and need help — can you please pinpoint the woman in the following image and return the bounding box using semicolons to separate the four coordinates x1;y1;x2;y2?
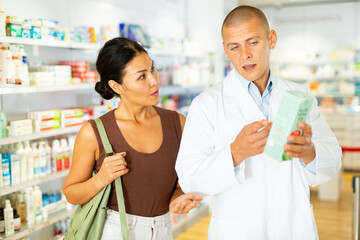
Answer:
62;37;203;240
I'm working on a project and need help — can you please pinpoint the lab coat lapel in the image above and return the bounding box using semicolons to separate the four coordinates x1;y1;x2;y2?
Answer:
224;70;266;123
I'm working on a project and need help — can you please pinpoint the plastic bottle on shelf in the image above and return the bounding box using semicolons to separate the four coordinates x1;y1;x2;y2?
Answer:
0;6;6;36
44;141;52;175
0;208;4;233
16;142;27;183
12;55;23;85
23;187;34;226
38;142;47;177
61;138;71;169
51;139;63;172
4;199;14;237
18;45;29;86
0;45;13;86
24;141;34;180
13;209;20;231
31;142;40;178
15;193;26;224
32;186;42;224
0;111;7;138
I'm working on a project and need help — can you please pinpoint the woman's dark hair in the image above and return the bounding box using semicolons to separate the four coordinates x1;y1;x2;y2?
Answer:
95;37;147;99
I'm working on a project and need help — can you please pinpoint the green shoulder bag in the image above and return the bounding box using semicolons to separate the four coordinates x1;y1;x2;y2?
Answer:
65;118;129;240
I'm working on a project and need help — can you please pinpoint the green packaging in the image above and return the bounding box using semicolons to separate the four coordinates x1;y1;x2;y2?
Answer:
264;90;313;161
0;111;7;138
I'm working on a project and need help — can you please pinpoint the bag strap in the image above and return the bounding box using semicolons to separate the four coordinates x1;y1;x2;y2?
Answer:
94;118;129;240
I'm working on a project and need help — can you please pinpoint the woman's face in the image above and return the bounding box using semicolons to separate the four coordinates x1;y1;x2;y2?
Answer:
119;52;160;107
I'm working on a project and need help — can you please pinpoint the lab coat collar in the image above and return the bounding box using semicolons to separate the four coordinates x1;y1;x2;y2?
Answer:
234;70;274;94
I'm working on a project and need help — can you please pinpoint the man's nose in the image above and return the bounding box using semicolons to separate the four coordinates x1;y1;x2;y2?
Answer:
240;47;251;61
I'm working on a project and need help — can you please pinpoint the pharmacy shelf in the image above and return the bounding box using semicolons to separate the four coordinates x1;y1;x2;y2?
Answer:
0;208;76;240
172;204;210;238
0;36;101;50
148;49;206;59
285;77;355;82
271;58;353;66
0;83;95;95
313;93;357;98
0;126;82;146
0;170;70;196
159;85;206;96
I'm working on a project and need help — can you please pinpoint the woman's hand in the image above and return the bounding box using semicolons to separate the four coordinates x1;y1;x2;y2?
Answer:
95;152;129;188
170;194;203;214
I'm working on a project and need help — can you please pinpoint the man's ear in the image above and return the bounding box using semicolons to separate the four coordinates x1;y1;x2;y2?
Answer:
222;41;229;59
108;80;123;95
268;30;277;50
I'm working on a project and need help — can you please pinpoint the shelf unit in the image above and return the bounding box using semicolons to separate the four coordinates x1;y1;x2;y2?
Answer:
0;126;82;146
0;36;101;50
0;208;76;240
271;58;354;66
0;83;95;95
0;170;70;196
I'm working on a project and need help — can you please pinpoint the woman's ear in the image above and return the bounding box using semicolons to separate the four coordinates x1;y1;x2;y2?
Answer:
108;80;124;95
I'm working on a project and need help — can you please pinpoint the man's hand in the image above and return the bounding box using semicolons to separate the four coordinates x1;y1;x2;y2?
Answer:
170;194;203;214
284;122;316;164
231;120;272;166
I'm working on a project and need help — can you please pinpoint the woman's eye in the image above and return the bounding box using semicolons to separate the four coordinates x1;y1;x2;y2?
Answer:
139;74;145;80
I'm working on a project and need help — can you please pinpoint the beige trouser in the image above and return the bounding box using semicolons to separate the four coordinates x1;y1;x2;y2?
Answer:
101;209;173;240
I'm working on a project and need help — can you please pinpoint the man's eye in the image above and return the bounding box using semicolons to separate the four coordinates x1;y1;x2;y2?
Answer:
231;46;238;51
250;41;258;45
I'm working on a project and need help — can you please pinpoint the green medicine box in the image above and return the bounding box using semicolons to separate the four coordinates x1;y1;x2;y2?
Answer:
264;90;313;161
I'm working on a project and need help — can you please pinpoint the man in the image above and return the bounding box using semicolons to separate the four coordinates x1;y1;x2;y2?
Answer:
175;5;341;240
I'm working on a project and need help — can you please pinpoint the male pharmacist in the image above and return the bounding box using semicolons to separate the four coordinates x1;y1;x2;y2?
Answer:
175;5;341;240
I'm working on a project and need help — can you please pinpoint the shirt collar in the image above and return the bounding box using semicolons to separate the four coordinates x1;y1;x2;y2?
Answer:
235;70;273;93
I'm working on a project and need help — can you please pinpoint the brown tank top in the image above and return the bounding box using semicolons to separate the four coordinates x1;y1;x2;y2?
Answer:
89;106;182;217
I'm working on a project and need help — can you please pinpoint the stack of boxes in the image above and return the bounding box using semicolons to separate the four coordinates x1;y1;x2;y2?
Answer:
28;110;61;132
59;61;97;84
30;65;71;86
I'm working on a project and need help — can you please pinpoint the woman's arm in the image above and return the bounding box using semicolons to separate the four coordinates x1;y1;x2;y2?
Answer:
169;113;203;214
62;122;128;204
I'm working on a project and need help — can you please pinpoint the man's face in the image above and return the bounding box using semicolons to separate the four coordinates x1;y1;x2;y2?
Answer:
222;18;277;86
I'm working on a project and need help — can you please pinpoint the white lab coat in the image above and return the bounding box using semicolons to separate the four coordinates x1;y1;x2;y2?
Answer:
175;69;342;240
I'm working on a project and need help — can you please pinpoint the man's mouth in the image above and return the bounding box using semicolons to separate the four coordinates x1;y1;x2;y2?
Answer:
243;64;256;72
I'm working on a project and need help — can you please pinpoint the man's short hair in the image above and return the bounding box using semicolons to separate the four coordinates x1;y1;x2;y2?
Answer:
221;5;270;39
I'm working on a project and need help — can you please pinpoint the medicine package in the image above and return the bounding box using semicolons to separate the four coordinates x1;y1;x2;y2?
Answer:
264;90;313;161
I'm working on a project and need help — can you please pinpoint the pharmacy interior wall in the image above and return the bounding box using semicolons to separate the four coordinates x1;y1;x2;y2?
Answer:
261;2;358;60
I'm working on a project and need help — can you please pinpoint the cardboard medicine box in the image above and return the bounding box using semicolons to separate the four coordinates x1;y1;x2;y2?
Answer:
264;90;313;161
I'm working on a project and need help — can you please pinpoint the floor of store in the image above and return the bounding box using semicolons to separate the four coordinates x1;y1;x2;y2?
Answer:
175;171;355;240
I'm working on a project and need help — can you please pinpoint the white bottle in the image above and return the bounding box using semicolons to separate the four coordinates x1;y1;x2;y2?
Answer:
32;186;42;224
24;141;34;180
61;139;71;169
44;141;52;175
4;199;14;237
12;55;23;85
38;142;47;177
0;45;13;86
0;6;6;37
31;143;40;178
51;140;63;172
18;46;29;86
23;188;34;226
16;142;27;183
